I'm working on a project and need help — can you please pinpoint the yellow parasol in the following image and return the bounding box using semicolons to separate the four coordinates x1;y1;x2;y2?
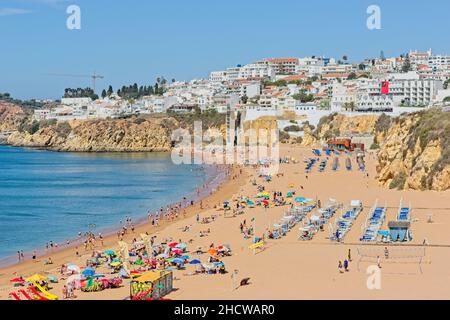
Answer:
26;274;47;282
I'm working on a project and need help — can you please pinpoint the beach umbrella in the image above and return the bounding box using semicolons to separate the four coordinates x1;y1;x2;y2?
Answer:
119;269;130;279
295;197;307;202
189;260;201;265
214;262;225;267
110;262;122;267
66;264;79;273
181;255;190;260
82;267;96;277
310;215;320;222
172;248;183;254
202;264;213;269
26;274;47;283
172;258;184;265
168;242;179;248
103;250;115;255
207;248;217;255
157;253;168;259
246;201;255;206
47;275;58;283
175;243;188;250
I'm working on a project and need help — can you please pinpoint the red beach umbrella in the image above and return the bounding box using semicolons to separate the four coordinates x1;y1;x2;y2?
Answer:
168;242;179;248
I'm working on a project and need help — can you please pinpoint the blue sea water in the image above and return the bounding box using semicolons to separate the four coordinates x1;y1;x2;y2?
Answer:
0;146;209;261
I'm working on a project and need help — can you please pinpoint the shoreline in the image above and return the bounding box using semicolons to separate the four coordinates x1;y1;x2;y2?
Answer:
2;145;450;300
0;159;230;269
0;162;245;288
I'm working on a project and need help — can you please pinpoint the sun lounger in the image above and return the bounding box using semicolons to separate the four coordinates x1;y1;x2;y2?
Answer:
18;289;35;301
9;292;22;301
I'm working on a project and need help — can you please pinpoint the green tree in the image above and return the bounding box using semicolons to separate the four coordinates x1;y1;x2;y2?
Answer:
101;89;107;99
402;55;412;73
444;79;450;89
347;72;357;80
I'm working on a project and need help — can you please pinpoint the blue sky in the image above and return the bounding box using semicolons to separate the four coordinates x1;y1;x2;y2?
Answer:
1;0;449;100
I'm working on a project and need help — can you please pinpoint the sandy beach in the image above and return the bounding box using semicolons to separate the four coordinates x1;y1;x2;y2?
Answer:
2;145;450;300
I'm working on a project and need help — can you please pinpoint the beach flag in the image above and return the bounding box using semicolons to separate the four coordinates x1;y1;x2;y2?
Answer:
381;81;390;94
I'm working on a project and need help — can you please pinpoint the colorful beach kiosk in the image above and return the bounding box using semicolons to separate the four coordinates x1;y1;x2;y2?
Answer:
130;271;173;300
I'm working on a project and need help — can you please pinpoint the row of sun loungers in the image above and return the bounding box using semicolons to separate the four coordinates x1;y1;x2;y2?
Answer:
360;204;386;242
346;158;352;171
398;207;411;221
332;158;339;171
272;204;316;240
300;201;339;241
318;159;327;172
305;158;317;173
331;201;363;242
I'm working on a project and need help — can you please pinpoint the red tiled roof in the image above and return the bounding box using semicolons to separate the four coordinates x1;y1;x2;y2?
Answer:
264;58;298;63
281;74;307;81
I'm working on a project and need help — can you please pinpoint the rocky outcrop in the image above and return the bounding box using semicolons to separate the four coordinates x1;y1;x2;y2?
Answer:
0;101;28;131
7;117;177;152
376;109;450;191
316;113;380;140
299;126;318;147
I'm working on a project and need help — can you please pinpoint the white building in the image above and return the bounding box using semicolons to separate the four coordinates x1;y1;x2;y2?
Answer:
209;71;227;83
331;81;356;111
409;49;450;72
238;63;275;80
256;58;299;75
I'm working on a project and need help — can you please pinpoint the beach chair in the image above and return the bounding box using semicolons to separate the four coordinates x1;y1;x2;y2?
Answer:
27;287;49;300
18;289;35;301
9;292;22;301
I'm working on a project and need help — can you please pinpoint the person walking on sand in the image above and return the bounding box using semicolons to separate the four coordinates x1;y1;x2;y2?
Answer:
384;247;389;260
338;261;344;274
344;259;349;272
377;256;382;269
348;249;352;262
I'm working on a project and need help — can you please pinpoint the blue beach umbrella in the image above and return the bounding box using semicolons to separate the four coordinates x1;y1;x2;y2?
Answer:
214;262;225;267
189;260;201;265
82;267;95;277
295;197;307;202
103;250;115;255
172;258;184;265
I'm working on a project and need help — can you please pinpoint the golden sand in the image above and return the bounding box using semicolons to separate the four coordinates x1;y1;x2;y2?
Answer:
1;146;450;300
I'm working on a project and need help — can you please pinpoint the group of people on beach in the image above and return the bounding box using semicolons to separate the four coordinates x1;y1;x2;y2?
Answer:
338;249;353;273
